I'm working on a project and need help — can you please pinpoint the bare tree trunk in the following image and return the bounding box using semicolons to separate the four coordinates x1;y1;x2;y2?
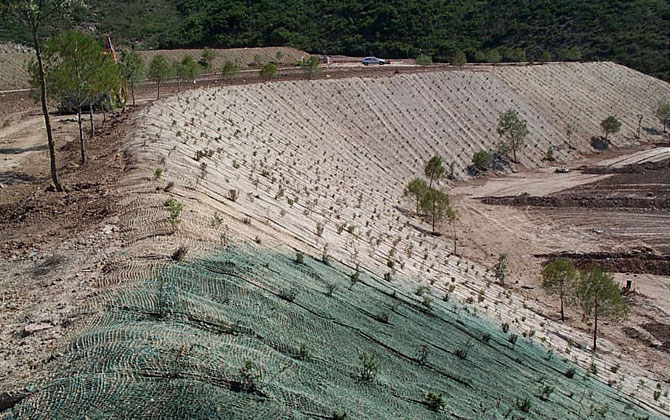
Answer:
560;288;565;321
131;80;136;106
157;81;160;99
32;25;62;191
77;109;85;164
593;298;598;353
452;221;457;254
89;103;94;139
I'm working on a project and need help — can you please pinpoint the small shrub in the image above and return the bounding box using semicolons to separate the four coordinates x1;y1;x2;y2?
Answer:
454;347;468;359
501;322;510;333
332;411;348;420
422;296;433;310
164;181;174;192
325;283;337;297
349;269;360;289
170;245;188;261
374;311;389;324
416;54;433;66
358;352;379;382
589;362;598;375
297;342;310;360
383;272;392;282
472;150;492;171
425;391;445;411
516;397;531;413
278;287;298;302
415;285;429;296
295;251;304;264
508;333;518;345
564;368;576;379
610;364;620;373
539;384;554;401
316;222;324;237
481;333;491;343
416;345;429;365
238;360;262;392
154;167;163;179
260;63;278;80
164;197;183;232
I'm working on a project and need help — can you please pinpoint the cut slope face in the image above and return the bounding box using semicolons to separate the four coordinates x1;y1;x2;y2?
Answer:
3;64;669;418
2;247;659;419
148;63;670;280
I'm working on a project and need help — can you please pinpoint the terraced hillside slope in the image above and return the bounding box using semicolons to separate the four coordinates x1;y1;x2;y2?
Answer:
2;63;670;418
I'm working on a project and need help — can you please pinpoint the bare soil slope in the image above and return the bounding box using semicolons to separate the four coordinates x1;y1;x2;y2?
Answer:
2;63;670;416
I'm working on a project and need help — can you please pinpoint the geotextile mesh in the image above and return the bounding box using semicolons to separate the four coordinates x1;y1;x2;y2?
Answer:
1;247;660;419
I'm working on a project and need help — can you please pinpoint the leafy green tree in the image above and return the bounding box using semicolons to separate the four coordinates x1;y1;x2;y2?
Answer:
416;54;432;66
119;49;145;107
260;62;278;80
575;266;629;353
5;0;84;191
559;47;582;61
539;51;552;63
301;56;321;79
451;50;467;66
600;115;621;141
656;100;670;133
497;109;529;163
424;155;445;187
221;60;239;79
42;30;120;164
148;54;174;99
541;258;578;321
486;49;501;64
404;178;428;214
420;187;451;234
200;47;216;70
472;150;492;171
504;47;526;62
174;55;202;92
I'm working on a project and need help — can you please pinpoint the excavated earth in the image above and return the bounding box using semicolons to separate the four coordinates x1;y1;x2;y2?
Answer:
2;62;670;418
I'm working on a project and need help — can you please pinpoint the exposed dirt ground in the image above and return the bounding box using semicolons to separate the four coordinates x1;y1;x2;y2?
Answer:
2;65;670;415
0;104;132;391
451;141;670;388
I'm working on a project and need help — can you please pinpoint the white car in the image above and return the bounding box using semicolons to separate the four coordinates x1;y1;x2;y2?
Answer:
362;57;389;65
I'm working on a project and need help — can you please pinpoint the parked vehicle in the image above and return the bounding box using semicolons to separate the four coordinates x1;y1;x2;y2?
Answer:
362;57;389;65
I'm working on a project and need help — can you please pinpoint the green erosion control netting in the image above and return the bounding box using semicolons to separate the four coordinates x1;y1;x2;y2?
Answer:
1;247;660;419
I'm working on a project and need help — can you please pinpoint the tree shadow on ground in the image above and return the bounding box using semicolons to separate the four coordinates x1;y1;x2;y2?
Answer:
0;171;38;185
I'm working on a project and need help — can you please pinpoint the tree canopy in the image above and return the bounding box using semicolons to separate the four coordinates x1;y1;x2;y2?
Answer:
656;100;670;133
3;1;668;81
575;266;629;353
147;54;174;99
424;155;445;187
119;49;145;106
541;258;578;321
600;116;621;140
39;30;121;163
497;109;529;163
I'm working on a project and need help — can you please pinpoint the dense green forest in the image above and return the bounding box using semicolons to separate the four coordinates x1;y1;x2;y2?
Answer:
2;0;669;80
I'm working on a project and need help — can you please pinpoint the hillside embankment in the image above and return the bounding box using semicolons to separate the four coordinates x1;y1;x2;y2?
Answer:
2;62;670;417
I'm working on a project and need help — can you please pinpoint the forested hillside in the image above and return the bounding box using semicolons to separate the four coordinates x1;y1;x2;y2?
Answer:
1;0;668;80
